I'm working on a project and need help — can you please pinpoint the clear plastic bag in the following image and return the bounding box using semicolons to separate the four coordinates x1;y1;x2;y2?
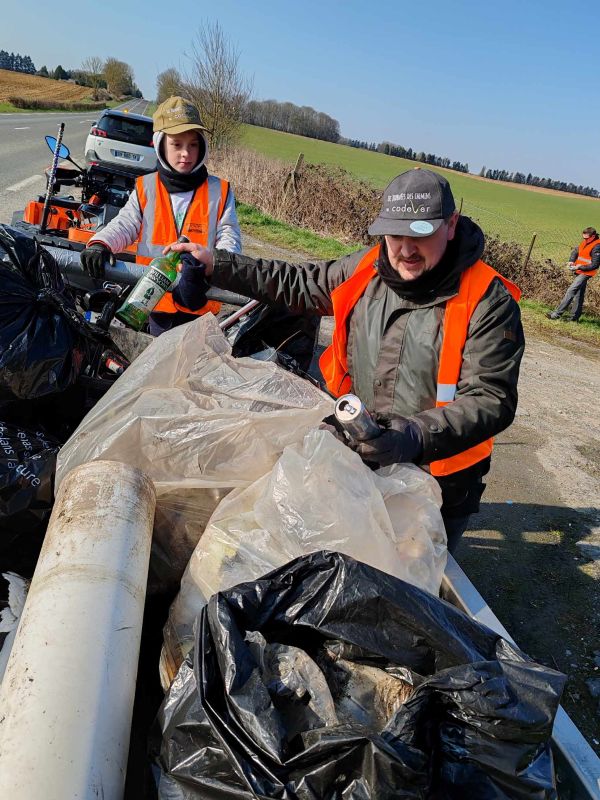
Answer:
56;316;333;589
163;428;446;683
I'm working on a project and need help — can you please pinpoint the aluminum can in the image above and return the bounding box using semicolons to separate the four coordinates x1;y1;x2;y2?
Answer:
333;394;381;441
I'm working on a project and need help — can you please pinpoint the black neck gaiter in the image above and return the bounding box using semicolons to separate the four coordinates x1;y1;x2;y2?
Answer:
376;238;461;300
374;216;486;301
157;160;208;194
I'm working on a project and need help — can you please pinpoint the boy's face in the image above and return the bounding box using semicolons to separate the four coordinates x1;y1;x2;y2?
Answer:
164;130;200;174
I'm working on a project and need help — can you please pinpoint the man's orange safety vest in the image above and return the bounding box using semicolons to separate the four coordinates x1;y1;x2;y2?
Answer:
134;172;230;315
574;237;599;277
319;245;521;476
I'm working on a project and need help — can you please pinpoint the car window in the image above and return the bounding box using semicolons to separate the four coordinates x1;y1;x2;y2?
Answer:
98;115;153;147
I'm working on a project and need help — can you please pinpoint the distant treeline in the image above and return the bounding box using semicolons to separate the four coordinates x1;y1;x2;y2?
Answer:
339;138;470;174
0;51;36;74
244;99;341;143
479;167;599;198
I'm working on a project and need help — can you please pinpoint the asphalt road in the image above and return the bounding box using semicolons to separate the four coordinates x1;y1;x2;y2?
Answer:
0;99;151;226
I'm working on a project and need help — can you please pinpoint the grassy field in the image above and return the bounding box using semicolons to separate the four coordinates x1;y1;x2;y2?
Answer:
0;69;94;105
239;125;600;263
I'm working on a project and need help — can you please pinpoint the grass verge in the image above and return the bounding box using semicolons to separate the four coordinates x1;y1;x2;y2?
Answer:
0;101;106;113
0;101;28;112
519;299;600;348
237;202;357;260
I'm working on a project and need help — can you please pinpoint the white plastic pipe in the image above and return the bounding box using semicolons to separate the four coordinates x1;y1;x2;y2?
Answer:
0;460;156;800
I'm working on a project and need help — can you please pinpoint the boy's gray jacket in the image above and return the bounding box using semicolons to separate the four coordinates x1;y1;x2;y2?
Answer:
211;217;525;467
89;175;241;254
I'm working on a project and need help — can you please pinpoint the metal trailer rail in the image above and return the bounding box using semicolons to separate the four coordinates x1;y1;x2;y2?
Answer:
442;556;600;799
42;244;252;308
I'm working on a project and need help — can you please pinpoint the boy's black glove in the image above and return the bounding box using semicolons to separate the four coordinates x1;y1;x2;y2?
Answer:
80;243;114;279
171;252;211;311
353;415;423;468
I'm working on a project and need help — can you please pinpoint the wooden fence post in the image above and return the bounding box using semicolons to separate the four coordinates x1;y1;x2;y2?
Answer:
523;233;537;269
283;153;304;197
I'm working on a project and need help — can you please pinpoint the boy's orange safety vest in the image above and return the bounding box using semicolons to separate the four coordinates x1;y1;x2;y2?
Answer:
319;245;521;476
574;237;599;277
135;172;230;315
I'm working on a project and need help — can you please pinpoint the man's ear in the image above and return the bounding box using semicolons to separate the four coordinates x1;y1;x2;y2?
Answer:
447;211;460;241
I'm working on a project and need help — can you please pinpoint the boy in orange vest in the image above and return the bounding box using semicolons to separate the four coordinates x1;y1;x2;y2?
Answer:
546;227;599;322
80;96;241;335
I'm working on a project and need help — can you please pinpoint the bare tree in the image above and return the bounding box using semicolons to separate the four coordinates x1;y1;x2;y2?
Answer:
81;56;104;100
156;67;183;104
104;57;135;98
183;22;252;148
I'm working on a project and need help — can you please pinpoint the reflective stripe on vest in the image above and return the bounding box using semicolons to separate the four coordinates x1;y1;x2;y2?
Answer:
135;173;229;315
319;246;521;476
574;237;599;277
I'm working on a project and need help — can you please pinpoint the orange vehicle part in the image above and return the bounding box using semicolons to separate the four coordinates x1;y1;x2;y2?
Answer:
23;201;73;231
22;200;138;255
66;228;138;255
67;228;95;244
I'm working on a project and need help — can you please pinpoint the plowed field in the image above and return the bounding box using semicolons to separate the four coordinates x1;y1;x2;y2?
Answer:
0;69;93;102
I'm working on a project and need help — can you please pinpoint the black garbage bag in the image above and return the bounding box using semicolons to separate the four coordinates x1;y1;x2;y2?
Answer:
0;224;126;407
153;551;565;800
0;420;59;577
230;304;320;378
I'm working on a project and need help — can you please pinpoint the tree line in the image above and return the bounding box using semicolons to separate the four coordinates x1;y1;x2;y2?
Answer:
243;99;340;142
478;167;598;199
78;57;141;99
340;138;470;174
0;50;36;74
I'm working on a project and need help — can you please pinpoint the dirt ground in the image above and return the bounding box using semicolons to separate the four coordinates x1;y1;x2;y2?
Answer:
243;234;600;754
457;334;600;754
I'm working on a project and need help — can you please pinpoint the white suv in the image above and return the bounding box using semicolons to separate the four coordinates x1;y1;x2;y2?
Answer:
85;110;156;171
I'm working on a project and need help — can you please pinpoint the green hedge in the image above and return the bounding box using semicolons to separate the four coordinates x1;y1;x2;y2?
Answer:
8;96;105;111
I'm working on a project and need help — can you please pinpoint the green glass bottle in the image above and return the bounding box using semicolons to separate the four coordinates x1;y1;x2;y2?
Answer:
116;250;181;331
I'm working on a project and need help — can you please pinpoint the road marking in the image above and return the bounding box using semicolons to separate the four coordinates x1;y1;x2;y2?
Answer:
14;126;30;130
6;175;43;192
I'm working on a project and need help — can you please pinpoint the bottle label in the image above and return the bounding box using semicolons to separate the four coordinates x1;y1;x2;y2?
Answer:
125;266;173;311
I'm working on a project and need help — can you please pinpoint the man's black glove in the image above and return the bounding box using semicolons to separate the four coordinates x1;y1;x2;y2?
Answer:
172;252;210;311
80;243;114;280
352;415;423;469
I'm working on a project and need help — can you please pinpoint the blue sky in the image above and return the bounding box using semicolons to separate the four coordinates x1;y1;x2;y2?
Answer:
4;0;599;186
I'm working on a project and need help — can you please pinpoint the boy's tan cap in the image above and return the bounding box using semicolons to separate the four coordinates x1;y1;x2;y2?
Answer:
153;96;208;134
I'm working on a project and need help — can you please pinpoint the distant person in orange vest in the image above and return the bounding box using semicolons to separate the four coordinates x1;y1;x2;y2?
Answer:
80;96;241;335
546;227;599;323
167;169;525;553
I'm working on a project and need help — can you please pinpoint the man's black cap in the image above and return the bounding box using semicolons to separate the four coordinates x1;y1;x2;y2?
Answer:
368;168;456;237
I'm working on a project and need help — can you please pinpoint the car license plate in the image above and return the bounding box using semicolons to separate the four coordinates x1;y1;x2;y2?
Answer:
112;150;141;161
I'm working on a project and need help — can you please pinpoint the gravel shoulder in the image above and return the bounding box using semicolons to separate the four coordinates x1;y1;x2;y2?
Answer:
458;332;600;752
